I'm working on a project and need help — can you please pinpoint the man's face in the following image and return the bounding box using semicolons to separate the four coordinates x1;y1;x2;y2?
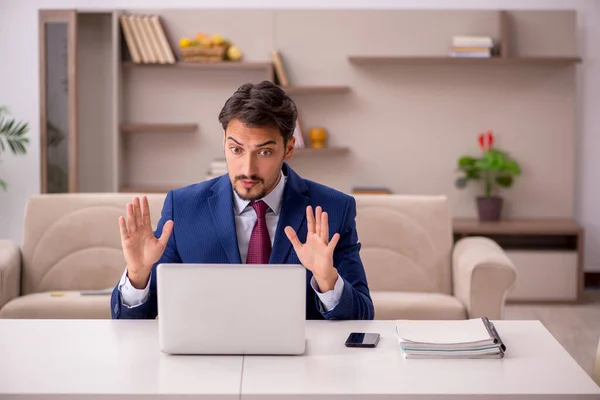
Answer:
224;119;295;201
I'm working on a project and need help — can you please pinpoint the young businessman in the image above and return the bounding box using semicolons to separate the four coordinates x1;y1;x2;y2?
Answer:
110;80;374;320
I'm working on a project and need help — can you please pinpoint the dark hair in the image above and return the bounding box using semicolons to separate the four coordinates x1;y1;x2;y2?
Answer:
218;81;298;145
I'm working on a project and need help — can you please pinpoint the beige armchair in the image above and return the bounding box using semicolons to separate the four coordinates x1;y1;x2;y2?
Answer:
353;195;516;320
0;193;165;319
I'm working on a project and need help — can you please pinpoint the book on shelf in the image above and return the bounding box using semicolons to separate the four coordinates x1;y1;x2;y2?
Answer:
141;16;164;63
130;15;151;63
395;317;506;359
120;14;176;64
119;15;141;63
452;35;494;48
449;51;491;58
450;35;494;58
271;50;289;87
150;16;176;64
352;186;392;195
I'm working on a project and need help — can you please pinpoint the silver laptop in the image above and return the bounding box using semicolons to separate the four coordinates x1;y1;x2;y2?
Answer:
156;263;306;355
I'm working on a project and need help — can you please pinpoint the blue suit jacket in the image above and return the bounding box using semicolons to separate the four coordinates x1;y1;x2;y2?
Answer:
110;163;374;320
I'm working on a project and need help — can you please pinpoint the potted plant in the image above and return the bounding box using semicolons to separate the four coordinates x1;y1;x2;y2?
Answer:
0;107;29;190
455;130;521;221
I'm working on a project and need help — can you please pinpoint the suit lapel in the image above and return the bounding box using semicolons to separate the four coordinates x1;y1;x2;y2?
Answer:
270;163;310;264
208;176;242;264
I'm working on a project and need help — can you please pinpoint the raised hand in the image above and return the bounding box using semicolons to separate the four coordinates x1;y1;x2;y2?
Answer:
284;205;340;292
119;196;173;289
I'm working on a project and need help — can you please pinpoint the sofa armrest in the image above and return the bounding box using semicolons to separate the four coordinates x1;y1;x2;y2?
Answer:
0;239;21;310
452;236;516;320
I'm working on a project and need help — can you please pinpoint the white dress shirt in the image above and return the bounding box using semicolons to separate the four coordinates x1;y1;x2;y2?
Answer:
118;170;344;312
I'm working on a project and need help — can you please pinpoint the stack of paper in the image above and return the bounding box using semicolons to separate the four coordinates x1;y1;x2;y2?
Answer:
206;158;227;180
395;317;506;359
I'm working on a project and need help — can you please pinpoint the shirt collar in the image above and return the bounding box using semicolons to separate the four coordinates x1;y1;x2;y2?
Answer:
233;170;286;216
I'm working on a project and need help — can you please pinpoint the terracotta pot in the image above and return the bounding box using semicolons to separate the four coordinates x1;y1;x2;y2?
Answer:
476;196;503;221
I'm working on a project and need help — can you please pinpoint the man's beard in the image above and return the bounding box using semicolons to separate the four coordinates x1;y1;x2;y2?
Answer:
233;174;268;201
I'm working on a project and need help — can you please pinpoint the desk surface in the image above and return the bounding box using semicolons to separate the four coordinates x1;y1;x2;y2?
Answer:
0;319;598;399
0;319;242;399
242;320;600;399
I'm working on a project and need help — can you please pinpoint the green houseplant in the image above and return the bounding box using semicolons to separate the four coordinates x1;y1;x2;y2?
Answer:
0;107;30;190
455;130;522;221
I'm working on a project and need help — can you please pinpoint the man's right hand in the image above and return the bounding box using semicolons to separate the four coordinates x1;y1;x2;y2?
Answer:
119;196;174;289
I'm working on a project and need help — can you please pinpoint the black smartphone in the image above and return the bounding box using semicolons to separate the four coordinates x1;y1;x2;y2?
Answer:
345;332;380;348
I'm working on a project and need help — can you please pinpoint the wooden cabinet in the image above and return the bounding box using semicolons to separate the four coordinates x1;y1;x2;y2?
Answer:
453;219;583;303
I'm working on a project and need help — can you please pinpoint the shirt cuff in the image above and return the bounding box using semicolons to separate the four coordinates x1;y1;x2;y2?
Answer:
310;273;344;312
118;268;151;308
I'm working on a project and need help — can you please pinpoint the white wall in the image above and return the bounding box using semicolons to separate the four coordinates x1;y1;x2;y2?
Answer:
1;0;599;272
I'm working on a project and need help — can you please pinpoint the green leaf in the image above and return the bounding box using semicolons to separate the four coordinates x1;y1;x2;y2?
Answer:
496;175;513;187
0;111;29;156
484;149;506;170
475;158;489;170
455;176;468;189
458;156;477;168
0;179;5;191
464;168;480;180
505;160;521;175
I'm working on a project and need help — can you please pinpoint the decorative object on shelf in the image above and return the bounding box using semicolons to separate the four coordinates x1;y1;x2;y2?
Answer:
450;35;496;58
455;130;522;221
293;116;305;148
308;127;328;149
271;50;289;87
120;14;176;64
0;106;29;190
179;33;239;62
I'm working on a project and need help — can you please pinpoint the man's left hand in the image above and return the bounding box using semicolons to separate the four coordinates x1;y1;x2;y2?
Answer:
284;205;340;292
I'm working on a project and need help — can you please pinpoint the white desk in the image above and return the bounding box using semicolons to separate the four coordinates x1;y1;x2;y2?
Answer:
0;320;599;399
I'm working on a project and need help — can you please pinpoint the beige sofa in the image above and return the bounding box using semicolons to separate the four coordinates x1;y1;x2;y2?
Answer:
0;193;515;320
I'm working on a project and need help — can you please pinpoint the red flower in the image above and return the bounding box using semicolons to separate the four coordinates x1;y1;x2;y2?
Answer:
478;130;494;151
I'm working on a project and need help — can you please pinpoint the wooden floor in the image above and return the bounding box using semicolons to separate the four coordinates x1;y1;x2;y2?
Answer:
504;289;600;377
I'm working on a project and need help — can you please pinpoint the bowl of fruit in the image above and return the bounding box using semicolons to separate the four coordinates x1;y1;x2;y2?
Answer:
179;33;242;62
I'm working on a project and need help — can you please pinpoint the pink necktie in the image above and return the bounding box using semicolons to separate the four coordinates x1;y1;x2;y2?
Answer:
246;200;271;264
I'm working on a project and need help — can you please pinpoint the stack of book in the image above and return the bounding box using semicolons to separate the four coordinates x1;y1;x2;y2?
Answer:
449;36;495;58
120;14;176;64
395;317;506;359
206;159;227;180
352;186;392;195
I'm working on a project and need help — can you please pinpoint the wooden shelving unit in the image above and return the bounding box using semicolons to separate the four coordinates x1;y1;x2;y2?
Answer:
120;186;177;193
347;56;582;66
284;86;351;94
453;218;582;235
120;123;198;133
294;147;350;156
122;61;272;71
348;11;581;68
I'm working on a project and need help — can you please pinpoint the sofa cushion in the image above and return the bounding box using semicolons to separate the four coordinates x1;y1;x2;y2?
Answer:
0;291;112;319
371;291;466;320
21;194;166;295
354;195;453;295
